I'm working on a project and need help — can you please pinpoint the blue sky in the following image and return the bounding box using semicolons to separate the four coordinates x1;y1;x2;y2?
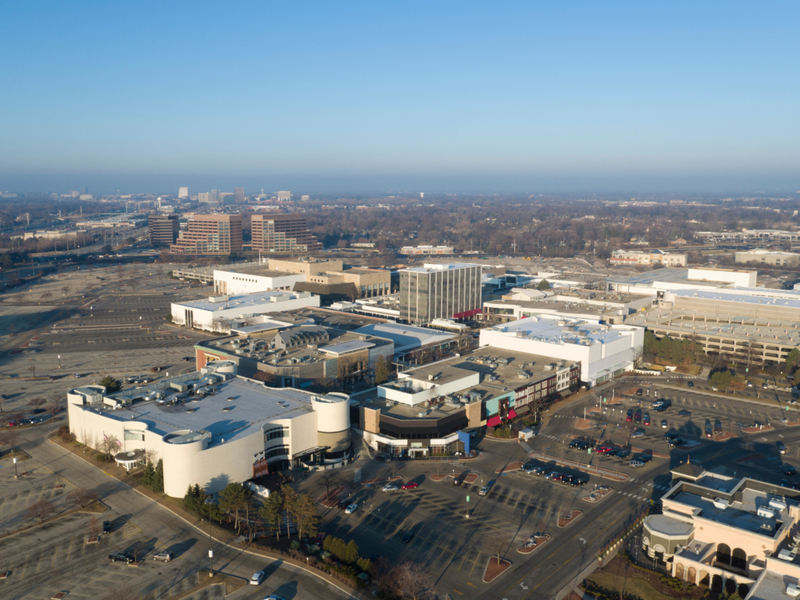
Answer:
1;1;799;193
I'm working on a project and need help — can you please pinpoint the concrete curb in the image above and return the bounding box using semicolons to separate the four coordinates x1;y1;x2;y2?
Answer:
46;438;362;600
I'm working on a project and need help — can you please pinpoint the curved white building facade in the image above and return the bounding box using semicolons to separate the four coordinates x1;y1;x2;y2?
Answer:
67;363;350;498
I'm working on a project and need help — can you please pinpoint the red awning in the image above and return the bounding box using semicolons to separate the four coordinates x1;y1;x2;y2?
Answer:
487;416;502;427
452;308;483;320
508;409;518;420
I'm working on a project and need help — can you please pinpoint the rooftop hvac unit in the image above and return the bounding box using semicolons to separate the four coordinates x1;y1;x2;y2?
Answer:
712;498;729;510
757;507;775;518
786;584;800;597
770;498;788;511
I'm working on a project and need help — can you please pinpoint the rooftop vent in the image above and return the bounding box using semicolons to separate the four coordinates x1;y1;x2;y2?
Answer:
222;406;233;412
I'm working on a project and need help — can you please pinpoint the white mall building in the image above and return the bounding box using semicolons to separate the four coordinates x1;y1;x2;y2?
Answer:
66;362;350;498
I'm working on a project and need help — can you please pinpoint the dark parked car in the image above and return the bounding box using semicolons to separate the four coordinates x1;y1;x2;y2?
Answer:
108;551;133;564
687;381;694;388
401;531;414;544
103;520;112;534
337;498;351;510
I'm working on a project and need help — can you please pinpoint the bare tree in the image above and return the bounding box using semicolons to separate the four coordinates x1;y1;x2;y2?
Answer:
28;397;46;411
98;435;119;462
61;285;71;297
25;499;56;523
319;471;339;497
68;488;99;508
41;291;53;303
0;429;22;455
87;515;100;537
391;562;435;600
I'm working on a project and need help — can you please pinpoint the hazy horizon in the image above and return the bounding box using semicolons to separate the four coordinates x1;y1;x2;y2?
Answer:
2;1;799;195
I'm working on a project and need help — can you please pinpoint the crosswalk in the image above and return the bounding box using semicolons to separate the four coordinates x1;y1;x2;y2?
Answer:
551;415;580;419
616;491;649;501
520;442;533;454
353;467;362;483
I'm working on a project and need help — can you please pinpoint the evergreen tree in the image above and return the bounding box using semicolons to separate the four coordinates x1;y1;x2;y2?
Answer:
375;355;390;385
344;539;359;564
258;491;284;540
152;459;164;493
141;461;155;487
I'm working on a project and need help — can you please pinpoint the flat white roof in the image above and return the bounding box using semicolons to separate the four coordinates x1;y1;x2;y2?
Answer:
320;340;375;355
175;291;304;312
104;376;314;445
354;322;456;354
401;263;479;273
673;289;800;309
487;315;634;346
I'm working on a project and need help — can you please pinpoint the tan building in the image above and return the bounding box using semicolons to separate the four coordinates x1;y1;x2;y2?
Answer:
643;462;800;598
267;258;343;277
251;213;322;253
170;214;243;255
735;249;800;267
610;249;687;267
148;214;179;247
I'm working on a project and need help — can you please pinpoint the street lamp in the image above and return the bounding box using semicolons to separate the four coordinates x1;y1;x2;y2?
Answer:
13;456;18;479
205;498;214;577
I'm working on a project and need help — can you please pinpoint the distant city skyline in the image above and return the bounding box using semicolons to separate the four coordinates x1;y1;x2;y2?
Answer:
1;1;798;194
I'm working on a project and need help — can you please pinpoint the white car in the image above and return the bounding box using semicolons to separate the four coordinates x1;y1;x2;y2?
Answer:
630;460;644;468
631;430;645;438
250;571;265;585
381;484;400;493
345;503;359;514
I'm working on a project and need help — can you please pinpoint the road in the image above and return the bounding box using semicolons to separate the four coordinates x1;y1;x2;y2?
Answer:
0;425;355;600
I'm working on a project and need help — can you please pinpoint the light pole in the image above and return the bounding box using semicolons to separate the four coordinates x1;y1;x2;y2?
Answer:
13;456;18;479
205;498;214;577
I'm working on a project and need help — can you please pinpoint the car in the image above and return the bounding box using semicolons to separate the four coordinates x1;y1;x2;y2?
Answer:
634;409;642;424
639;455;652;463
747;381;754;387
345;503;359;514
452;477;462;486
652;400;664;409
523;464;538;474
568;440;582;449
182;357;193;362
562;475;576;485
643;412;651;426
784;466;797;476
678;409;691;417
381;484;400;493
153;551;174;562
631;430;645;438
667;438;684;447
661;419;668;429
636;388;643;396
264;595;288;600
337;498;351;510
781;479;789;487
523;461;536;470
654;405;667;413
762;382;769;390
630;460;644;468
714;419;722;434
250;571;266;585
664;432;678;440
687;381;695;388
626;409;633;422
103;520;112;534
74;373;82;378
615;449;631;459
596;445;612;454
401;481;419;490
792;482;800;491
401;531;414;543
108;551;133;564
479;485;491;495
778;442;787;455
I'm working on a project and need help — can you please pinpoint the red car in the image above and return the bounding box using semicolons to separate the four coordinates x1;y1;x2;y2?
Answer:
401;482;419;490
596;446;612;454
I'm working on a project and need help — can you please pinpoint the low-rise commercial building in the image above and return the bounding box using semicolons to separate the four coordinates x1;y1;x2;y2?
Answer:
194;324;393;389
212;267;306;295
480;315;644;386
66;362;351;498
605;267;758;297
171;291;319;331
735;249;800;267
399;245;454;255
610;249;687;267
643;462;800;599
355;347;580;457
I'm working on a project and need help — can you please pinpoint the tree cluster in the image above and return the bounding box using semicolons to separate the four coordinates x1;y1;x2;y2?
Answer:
140;459;164;493
642;331;702;366
99;376;122;393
